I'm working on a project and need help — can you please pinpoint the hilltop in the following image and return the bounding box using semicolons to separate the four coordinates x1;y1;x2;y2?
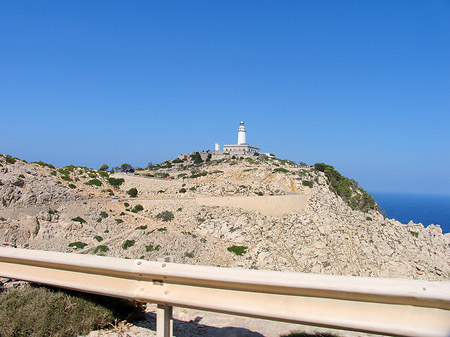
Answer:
1;152;449;281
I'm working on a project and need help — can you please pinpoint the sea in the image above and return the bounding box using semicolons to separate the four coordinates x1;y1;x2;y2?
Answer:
370;192;450;234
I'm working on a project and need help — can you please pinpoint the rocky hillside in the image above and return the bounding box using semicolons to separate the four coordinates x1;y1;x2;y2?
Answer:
1;152;449;281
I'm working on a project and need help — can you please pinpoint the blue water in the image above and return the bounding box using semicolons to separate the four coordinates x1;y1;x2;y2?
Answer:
371;192;450;234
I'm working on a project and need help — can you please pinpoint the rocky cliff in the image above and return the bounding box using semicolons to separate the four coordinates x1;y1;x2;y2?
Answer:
1;152;449;281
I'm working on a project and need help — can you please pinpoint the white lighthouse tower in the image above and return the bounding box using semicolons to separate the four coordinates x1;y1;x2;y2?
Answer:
223;121;260;154
237;121;246;145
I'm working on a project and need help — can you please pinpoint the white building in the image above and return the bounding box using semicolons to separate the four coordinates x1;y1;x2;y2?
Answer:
222;121;260;154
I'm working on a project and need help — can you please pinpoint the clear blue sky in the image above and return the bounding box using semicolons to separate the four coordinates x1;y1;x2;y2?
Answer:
1;1;449;195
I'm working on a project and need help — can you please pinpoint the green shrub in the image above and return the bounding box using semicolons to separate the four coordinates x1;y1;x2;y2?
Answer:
5;155;16;164
366;216;373;221
50;171;57;176
157;227;167;232
68;241;87;249
184;252;194;258
274;168;289;173
99;211;108;218
146;244;160;252
107;177;125;187
131;204;144;213
410;231;419;238
64;165;76;172
302;180;313;188
93;245;109;254
135;225;147;230
115;218;123;224
190;171;207;178
99;164;109;171
126;188;138;197
71;217;86;224
94;236;103;242
58;169;70;175
314;163;378;212
34;160;55;169
87;179;102;186
88;173;97;178
190;152;203;164
227;245;248;256
177;173;187;178
61;175;72;182
68;184;76;189
98;171;109;178
179;188;187;193
156;211;174;222
122;240;135;250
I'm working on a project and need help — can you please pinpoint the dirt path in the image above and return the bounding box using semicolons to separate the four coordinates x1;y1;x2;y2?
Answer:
196;194;308;217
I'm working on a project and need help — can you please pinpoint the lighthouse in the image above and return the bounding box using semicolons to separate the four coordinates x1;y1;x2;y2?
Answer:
238;121;246;145
222;121;260;154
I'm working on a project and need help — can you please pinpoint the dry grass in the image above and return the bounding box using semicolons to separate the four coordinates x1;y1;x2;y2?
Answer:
0;285;145;337
281;333;339;337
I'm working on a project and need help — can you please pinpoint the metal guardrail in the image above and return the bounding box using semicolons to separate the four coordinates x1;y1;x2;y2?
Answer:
1;247;450;337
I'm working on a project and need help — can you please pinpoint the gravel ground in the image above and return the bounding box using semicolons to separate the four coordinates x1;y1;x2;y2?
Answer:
82;304;381;337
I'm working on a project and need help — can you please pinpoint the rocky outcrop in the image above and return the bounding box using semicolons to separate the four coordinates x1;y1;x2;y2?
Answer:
0;157;79;208
0;153;449;282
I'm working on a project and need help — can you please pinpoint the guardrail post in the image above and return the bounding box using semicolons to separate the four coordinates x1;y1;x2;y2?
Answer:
157;304;173;337
157;256;173;337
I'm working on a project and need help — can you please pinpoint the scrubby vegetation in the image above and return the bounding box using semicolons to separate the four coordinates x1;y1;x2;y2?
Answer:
135;225;147;230
190;152;203;164
410;231;419;238
122;240;135;250
227;245;248;256
274;167;289;173
156;211;174;222
68;241;87;249
0;285;144;337
107;177;125;187
131;204;144;213
34;160;55;169
302;180;313;188
71;217;86;224
126;188;138;198
93;245;109;254
314;163;378;212
87;179;102;186
146;244;160;252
